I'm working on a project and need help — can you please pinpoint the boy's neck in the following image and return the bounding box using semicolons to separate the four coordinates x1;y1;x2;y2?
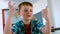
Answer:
22;19;31;24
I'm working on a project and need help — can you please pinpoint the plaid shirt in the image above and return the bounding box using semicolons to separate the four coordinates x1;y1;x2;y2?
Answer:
11;20;44;34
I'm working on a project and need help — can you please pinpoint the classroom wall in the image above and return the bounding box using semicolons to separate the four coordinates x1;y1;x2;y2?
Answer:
48;0;60;34
0;10;3;34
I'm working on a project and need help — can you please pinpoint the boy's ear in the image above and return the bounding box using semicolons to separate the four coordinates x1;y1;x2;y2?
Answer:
17;11;20;15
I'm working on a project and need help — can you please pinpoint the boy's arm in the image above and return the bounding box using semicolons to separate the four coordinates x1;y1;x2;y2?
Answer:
41;15;51;34
4;16;13;34
41;6;51;34
4;0;15;34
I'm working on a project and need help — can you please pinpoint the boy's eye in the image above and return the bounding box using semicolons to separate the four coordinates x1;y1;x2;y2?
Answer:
24;10;28;12
24;9;33;12
30;10;33;12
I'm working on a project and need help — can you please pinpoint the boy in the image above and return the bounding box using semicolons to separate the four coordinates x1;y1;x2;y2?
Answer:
4;0;51;34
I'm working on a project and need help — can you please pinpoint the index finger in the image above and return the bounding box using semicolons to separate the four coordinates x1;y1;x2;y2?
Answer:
8;0;11;4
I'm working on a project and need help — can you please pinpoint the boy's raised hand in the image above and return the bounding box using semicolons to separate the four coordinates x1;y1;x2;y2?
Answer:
8;0;15;17
42;6;48;18
4;1;15;34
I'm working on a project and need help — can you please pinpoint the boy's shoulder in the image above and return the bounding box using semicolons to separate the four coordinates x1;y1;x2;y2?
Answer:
13;20;43;27
13;20;23;27
31;20;42;24
14;20;42;25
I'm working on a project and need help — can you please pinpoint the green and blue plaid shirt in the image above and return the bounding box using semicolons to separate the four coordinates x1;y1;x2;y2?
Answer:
11;20;44;34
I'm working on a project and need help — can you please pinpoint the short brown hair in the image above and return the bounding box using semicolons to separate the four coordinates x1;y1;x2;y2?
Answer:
18;2;33;12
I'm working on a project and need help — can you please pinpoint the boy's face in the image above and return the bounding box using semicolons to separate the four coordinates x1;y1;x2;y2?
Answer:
20;5;33;20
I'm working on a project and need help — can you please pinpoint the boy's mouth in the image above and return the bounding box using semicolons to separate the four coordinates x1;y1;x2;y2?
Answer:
27;15;31;17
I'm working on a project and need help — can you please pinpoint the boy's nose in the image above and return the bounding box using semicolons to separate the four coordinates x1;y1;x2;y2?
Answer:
27;11;31;14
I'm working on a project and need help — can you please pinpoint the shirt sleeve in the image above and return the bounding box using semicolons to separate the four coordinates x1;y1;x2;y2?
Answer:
36;21;44;34
37;22;44;30
37;17;46;30
11;22;19;34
